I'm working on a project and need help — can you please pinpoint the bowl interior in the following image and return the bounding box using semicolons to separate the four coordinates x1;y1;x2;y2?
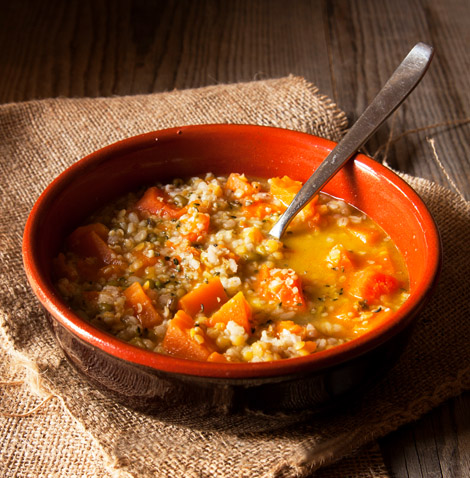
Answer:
23;125;441;378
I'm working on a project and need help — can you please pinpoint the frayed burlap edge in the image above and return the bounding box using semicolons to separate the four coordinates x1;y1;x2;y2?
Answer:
1;76;469;478
0;329;133;478
0;75;353;478
3;167;469;478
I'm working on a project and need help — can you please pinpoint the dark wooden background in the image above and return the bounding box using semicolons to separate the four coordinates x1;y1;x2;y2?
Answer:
1;1;469;476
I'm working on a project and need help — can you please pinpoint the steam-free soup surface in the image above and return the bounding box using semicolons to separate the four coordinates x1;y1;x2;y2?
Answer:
54;173;409;362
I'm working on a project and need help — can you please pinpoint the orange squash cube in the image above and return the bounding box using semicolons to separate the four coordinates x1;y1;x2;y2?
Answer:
124;282;163;328
178;277;229;317
208;291;253;334
163;310;214;361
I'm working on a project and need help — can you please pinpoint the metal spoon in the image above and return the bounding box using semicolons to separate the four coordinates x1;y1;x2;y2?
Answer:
269;42;434;240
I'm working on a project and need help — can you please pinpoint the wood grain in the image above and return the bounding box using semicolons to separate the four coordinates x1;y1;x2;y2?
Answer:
0;1;469;477
324;0;470;196
380;391;470;478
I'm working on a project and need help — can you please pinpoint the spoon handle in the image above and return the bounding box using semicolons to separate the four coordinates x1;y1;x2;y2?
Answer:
269;42;434;240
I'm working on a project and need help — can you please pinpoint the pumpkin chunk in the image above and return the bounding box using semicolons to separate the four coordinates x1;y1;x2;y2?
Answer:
269;176;319;225
349;268;400;304
225;173;259;198
208;291;253;334
135;186;184;218
256;264;307;309
163;310;214;361
178;277;228;317
179;211;211;243
124;282;163;328
348;225;382;245
67;223;116;266
274;320;307;339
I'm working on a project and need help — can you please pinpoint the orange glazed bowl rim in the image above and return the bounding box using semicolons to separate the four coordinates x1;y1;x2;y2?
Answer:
22;124;441;380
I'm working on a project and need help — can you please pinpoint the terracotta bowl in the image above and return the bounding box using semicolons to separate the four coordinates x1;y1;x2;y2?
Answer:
22;125;441;427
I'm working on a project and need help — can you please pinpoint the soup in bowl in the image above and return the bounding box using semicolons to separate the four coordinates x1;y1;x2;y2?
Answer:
22;125;441;419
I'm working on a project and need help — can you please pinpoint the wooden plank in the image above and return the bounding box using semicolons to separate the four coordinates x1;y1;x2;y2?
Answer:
0;0;332;100
324;0;470;198
380;392;470;478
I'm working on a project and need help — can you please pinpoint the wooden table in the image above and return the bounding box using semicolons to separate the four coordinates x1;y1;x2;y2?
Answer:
1;1;469;476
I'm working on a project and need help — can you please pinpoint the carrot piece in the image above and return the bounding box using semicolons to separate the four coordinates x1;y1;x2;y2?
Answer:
225;173;259;198
124;282;163;328
163;310;214;361
178;277;229;317
81;231;117;264
349;268;400;304
65;223;125;280
134;187;184;219
73;257;125;282
207;351;229;363
208;291;253;334
347;225;382;245
256;264;307;309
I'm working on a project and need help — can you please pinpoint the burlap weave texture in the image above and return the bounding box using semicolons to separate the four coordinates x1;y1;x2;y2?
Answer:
1;77;469;477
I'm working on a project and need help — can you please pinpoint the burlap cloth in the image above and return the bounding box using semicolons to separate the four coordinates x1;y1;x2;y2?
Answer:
1;76;469;477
